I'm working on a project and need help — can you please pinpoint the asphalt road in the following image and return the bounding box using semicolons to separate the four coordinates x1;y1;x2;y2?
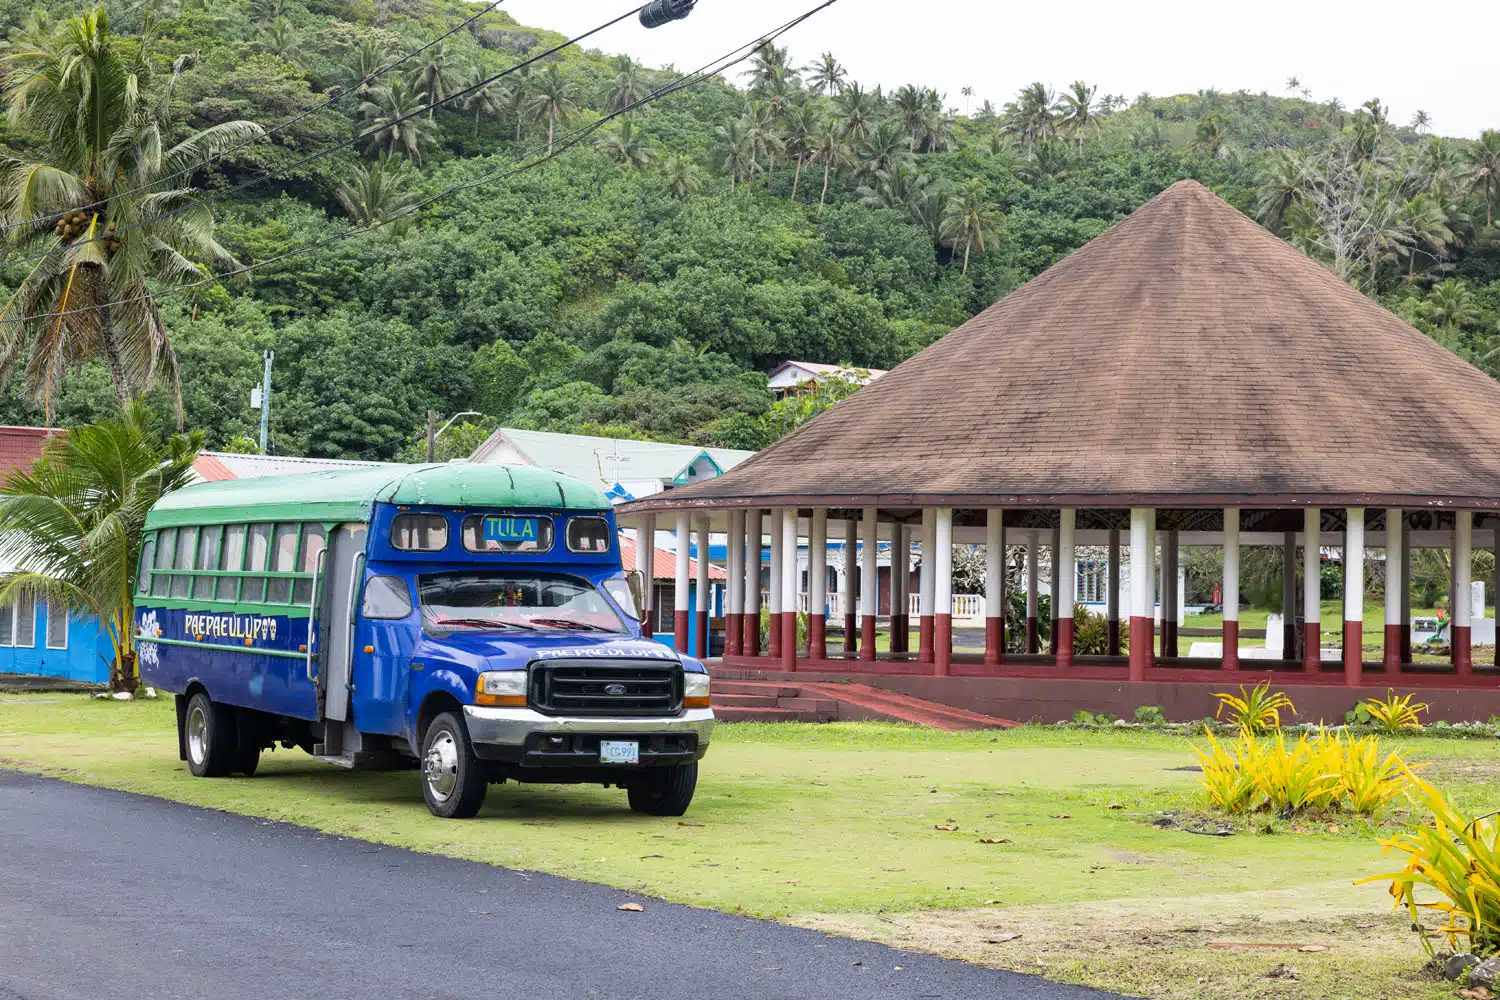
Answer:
0;771;1120;1000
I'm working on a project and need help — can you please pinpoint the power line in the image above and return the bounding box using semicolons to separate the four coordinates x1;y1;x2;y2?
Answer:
0;0;509;236
3;2;647;268
0;0;840;330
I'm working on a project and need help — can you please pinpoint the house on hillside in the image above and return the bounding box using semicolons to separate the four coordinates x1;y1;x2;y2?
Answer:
468;427;753;501
766;361;887;400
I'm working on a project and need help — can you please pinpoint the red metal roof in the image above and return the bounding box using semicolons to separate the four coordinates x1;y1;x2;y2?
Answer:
0;426;64;478
619;534;726;582
192;453;237;482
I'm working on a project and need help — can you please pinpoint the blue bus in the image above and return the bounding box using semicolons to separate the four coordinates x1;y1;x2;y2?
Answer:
135;463;714;818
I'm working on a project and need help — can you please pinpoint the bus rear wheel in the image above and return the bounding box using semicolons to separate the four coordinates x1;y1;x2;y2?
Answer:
420;711;487;819
184;692;236;778
626;762;697;816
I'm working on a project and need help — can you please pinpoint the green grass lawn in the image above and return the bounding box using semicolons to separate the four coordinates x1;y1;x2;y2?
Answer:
1;694;1482;1000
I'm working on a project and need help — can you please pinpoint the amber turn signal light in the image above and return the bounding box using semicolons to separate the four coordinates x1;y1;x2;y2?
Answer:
683;696;711;709
474;692;527;708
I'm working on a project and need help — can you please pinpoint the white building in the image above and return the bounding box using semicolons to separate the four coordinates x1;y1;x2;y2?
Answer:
766;361;887;399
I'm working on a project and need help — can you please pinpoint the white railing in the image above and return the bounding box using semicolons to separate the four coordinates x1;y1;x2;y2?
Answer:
789;592;983;624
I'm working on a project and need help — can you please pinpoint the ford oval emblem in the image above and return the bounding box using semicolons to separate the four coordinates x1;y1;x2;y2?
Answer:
604;683;627;696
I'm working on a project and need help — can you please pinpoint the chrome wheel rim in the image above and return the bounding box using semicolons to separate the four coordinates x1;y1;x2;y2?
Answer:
423;731;459;802
186;705;208;766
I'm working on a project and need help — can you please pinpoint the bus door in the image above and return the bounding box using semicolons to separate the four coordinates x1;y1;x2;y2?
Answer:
318;524;367;723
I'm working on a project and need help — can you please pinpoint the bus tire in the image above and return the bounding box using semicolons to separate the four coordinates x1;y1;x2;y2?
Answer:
627;762;697;816
231;709;262;777
184;692;236;778
420;711;487;819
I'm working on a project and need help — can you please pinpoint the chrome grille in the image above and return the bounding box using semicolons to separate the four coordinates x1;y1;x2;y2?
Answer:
527;660;682;717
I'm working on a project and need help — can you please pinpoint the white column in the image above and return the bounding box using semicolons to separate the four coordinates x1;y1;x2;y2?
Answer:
1303;507;1321;629
743;510;761;618
1128;508;1151;680
896;525;910;615
639;514;656;625
1223;509;1240;623
768;507;783;617
1456;511;1473;626
809;509;827;618
781;508;799;615
842;517;858;620
1344;510;1364;626
1025;530;1038;618
695;520;709;612
985;510;1004;619
920;509;937;618
674;512;691;650
935;509;953;616
726;510;744;624
1150;518;1161;634
1384;508;1402;628
1057;509;1076;620
861;508;879;618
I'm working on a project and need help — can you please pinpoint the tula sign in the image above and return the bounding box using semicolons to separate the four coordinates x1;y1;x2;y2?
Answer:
483;516;540;543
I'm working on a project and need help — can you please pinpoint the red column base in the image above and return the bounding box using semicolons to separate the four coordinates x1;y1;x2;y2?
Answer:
768;615;781;658
809;614;826;661
673;610;689;653
1221;620;1239;671
779;611;798;671
984;616;1004;666
1025;616;1038;655
1303;622;1321;672
695;610;709;660
918;615;934;664
1055;617;1074;667
843;613;857;654
1127;616;1152;682
1106;619;1120;658
1342;620;1362;686
860;615;877;661
1382;623;1402;673
725;612;742;657
1455;625;1473;675
935;614;952;675
744;617;760;658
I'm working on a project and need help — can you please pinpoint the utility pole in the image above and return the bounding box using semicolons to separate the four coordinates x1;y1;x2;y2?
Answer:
258;350;274;455
425;409;437;462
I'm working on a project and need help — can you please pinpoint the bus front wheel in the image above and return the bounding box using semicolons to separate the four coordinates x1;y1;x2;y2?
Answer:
420;712;487;819
184;692;236;778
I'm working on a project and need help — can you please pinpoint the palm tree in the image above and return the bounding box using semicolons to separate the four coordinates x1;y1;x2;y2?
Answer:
960;85;973;115
780;104;814;201
596;119;654;169
359;76;439;162
940;178;1001;275
1056;81;1099;152
1285;76;1301;96
527;62;577;155
257;17;299;60
661;156;702;200
915;107;954;154
855;119;909;181
0;401;200;691
1425;279;1480;331
1194;115;1229;158
1465;130;1500;226
976;99;997;122
809;120;852;211
891;84;926;151
1000;82;1058;147
334;154;421;233
742;43;793;91
602;54;648;112
411;42;463;118
0;8;263;419
804;51;844;96
505;64;532;140
744;103;784;189
345;37;390;99
1395;193;1455;277
462;66;506;135
856;161;928;212
714;117;757;194
1412;109;1432;133
1015;138;1072;183
834;82;877;139
1254;148;1304;232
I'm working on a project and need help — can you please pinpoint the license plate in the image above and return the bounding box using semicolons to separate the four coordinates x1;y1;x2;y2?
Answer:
599;740;639;765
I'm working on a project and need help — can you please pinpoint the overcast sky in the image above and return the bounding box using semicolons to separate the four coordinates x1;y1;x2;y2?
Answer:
503;0;1499;139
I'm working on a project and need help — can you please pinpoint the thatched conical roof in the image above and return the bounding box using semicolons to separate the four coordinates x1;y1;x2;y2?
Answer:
626;180;1500;512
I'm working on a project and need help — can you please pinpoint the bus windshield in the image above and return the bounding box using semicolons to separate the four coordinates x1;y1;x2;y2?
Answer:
417;571;626;634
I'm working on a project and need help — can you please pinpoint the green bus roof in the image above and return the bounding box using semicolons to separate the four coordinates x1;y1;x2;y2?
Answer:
145;463;611;529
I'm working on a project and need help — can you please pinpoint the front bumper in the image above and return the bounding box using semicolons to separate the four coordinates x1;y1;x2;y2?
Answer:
462;706;715;766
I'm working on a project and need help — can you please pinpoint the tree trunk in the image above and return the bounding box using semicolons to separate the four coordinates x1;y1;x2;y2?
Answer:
820;161;831;209
962;237;972;275
791;154;803;201
547;110;555;155
767;152;775;190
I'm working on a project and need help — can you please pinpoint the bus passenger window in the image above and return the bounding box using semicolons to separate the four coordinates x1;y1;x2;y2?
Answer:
243;523;271;603
267;523;299;603
461;515;553;553
137;533;156;596
193;526;221;601
566;517;612;553
217;524;246;601
151;528;176;597
293;524;327;604
391;513;448;551
361;575;413;620
171;526;197;598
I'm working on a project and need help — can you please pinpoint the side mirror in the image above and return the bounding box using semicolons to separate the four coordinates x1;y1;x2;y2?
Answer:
625;570;646;620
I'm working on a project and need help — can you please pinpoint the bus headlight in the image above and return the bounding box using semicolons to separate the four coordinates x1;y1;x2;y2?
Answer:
683;672;710;709
475;671;527;708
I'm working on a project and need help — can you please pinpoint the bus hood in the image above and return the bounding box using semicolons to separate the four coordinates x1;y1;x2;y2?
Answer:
416;630;694;673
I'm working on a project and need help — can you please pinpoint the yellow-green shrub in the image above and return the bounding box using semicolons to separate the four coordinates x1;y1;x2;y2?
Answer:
1194;726;1415;817
1195;729;1260;813
1256;730;1341;812
1359;768;1500;955
1360;690;1429;734
1213;682;1295;733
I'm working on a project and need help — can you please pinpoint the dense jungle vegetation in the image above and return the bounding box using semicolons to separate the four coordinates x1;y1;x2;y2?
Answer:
3;0;1499;460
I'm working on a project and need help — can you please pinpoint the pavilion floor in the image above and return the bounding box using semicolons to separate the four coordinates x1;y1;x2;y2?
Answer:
711;652;1500;724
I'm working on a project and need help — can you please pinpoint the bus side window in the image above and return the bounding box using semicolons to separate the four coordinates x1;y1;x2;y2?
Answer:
361;576;413;620
152;528;177;598
137;532;156;597
217;525;247;601
267;523;299;604
243;523;272;603
171;526;197;599
193;526;222;601
293;524;326;604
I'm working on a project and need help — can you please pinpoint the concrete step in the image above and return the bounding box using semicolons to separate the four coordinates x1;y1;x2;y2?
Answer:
710;693;783;708
711;706;822;723
713;681;802;698
777;696;840;714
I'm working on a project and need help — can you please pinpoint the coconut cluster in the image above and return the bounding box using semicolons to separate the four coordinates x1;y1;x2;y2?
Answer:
53;211;121;253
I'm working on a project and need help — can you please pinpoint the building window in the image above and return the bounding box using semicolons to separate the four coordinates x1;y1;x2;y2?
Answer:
45;598;67;649
0;594;36;648
1076;558;1107;604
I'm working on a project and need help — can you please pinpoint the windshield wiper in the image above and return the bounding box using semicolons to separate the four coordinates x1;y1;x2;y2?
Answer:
530;617;617;633
432;617;536;631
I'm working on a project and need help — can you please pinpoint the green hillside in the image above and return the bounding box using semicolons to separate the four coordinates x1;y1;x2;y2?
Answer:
3;0;1498;459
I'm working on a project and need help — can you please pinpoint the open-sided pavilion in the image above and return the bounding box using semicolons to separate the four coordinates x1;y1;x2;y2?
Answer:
617;181;1500;720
